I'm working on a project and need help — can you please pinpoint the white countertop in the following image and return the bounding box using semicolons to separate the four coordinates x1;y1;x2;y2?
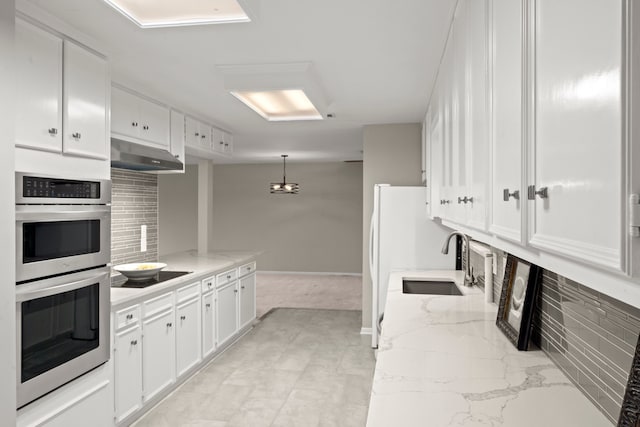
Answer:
110;250;260;309
366;270;613;427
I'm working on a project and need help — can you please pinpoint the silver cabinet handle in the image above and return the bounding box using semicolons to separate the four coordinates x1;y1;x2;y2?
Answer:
72;132;81;140
440;199;451;205
457;196;474;204
527;185;548;200
503;189;520;201
48;128;58;135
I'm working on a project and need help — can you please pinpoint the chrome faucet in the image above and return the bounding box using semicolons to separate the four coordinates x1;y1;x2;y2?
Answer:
441;231;473;287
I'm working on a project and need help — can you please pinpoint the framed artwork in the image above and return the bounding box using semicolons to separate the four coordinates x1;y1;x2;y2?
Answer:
618;336;640;427
496;255;542;351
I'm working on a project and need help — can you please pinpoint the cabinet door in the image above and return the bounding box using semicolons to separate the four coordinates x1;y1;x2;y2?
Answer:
217;282;238;347
529;0;622;270
239;273;256;329
138;97;170;148
212;127;225;153
465;0;489;231
169;110;185;167
490;0;523;242
142;310;175;403
440;23;455;221
198;122;211;150
428;104;444;219
63;41;108;159
111;86;140;139
185;116;200;147
114;326;142;423
202;291;216;358
222;131;233;154
176;297;201;377
15;19;63;153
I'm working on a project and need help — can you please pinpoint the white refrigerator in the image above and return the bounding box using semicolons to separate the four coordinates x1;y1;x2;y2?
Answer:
369;184;455;348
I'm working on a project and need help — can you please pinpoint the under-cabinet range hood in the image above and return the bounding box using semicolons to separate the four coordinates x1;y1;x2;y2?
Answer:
111;138;183;171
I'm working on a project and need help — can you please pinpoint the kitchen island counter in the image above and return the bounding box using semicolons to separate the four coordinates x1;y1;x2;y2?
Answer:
110;249;260;309
366;270;613;426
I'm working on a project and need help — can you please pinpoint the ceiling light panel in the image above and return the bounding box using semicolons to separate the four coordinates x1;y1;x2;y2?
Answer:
231;90;323;121
104;0;250;28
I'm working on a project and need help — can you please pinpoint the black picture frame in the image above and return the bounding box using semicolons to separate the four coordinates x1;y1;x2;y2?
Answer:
496;255;542;351
618;335;640;427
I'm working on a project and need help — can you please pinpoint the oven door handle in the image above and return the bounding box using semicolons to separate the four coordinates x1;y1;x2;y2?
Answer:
16;272;109;302
15;207;110;222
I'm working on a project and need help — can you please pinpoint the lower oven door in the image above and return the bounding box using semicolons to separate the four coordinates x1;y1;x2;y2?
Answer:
16;267;110;408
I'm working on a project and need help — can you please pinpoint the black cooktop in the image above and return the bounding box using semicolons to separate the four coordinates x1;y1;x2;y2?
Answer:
114;271;191;288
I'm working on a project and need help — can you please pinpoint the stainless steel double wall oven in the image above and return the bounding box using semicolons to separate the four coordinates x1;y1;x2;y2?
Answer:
15;172;111;408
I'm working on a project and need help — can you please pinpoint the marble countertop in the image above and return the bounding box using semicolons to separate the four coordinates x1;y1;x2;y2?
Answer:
366;270;613;427
110;250;260;309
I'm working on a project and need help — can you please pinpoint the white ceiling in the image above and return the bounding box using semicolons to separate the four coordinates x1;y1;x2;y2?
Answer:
24;0;456;164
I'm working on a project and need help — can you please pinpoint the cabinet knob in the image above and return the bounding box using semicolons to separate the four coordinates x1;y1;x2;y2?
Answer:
175;154;180;158
208;283;212;288
527;185;549;200
457;196;473;204
132;122;138;127
503;189;520;201
72;132;81;140
167;322;172;327
234;289;238;293
205;303;211;309
201;135;206;139
126;314;133;320
224;143;229;147
241;285;245;289
227;275;231;279
143;125;149;130
195;132;200;136
181;315;186;320
130;340;137;346
48;127;58;136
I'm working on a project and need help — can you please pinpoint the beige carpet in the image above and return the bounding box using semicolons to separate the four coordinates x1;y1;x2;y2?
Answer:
256;273;363;319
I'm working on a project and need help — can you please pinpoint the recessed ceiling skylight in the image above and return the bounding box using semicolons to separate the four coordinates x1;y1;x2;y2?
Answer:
230;89;323;122
103;0;251;28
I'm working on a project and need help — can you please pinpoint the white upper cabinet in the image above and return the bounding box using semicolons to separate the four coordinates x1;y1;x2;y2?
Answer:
111;85;170;149
528;0;623;271
169;109;186;166
490;0;524;242
15;19;108;160
15;19;62;153
62;40;109;160
185;116;211;150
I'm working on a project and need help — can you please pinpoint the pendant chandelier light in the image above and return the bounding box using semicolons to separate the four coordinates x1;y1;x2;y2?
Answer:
270;154;299;194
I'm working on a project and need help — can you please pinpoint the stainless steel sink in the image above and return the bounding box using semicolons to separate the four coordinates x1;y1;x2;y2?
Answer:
402;280;463;296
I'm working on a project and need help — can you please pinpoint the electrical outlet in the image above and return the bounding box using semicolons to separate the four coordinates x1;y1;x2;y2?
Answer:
141;225;147;252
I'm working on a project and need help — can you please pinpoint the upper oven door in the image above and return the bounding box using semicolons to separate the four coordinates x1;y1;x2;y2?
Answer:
16;205;111;283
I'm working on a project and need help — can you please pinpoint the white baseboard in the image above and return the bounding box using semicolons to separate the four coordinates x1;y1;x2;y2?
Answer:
259;270;362;277
360;327;372;335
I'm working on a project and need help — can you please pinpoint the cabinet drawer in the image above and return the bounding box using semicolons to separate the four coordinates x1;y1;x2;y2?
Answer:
115;305;141;330
201;276;215;293
177;282;200;303
143;292;174;319
216;269;237;287
238;262;256;278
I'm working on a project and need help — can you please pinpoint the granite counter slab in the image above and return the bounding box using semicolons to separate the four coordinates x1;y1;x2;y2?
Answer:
366;270;613;427
110;250;260;309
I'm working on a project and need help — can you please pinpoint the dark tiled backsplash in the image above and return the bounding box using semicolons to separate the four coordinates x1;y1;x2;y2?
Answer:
111;168;158;266
468;246;639;424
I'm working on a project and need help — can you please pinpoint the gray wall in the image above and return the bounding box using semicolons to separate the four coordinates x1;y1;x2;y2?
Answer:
361;123;423;330
111;169;158;265
1;0;16;420
158;165;198;256
209;162;363;273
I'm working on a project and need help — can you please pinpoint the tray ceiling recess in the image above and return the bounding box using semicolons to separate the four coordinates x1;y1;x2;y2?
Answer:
102;0;259;28
217;62;330;122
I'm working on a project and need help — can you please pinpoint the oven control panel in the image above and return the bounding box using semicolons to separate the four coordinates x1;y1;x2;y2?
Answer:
22;176;100;199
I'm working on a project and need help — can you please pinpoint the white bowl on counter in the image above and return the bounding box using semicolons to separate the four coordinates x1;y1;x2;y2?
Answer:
113;262;167;281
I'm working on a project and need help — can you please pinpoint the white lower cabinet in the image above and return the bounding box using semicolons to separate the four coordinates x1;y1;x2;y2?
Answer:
239;273;256;330
202;291;216;358
114;325;142;423
217;281;238;347
176;296;202;377
142;309;175;403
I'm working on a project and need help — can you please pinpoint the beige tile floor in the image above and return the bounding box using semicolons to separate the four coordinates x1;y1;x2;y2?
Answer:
133;274;373;427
